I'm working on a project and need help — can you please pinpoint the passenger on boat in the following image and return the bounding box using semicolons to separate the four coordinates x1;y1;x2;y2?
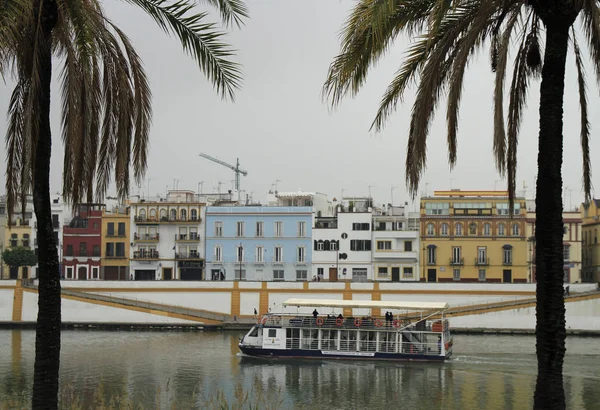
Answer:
313;309;319;318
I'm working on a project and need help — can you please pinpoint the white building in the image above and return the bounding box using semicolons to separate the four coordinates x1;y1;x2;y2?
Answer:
312;210;373;281
130;190;206;280
268;190;334;217
372;205;420;282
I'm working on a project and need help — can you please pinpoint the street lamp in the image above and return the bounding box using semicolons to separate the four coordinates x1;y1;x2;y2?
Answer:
238;242;243;281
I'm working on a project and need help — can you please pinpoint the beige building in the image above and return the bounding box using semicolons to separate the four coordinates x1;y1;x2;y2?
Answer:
0;195;35;279
581;200;600;282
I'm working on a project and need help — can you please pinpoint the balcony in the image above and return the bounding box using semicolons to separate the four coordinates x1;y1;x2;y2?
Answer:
134;233;160;241
373;250;418;260
503;259;513;266
175;252;201;260
134;216;201;224
9;219;30;227
175;233;200;241
106;232;127;238
449;258;464;266
475;257;490;266
133;250;159;259
105;254;127;259
64;251;101;258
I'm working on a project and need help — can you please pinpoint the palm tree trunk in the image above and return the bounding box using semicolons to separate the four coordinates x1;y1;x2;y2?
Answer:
534;23;569;410
32;1;60;408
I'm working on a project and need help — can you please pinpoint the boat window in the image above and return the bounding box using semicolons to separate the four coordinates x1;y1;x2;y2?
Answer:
248;327;258;337
268;329;277;338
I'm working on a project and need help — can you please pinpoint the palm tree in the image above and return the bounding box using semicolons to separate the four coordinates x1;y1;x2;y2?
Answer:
0;0;247;407
323;1;597;409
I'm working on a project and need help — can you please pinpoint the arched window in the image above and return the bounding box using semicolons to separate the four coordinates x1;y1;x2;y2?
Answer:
170;209;177;220
138;209;146;220
180;209;187;220
427;223;435;236
191;209;198;220
441;223;449;236
469;222;477;235
455;223;463;236
483;223;491;236
160;209;167;219
149;209;157;219
498;223;506;236
512;223;520;236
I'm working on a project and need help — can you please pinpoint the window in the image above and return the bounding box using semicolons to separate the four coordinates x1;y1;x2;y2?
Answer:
441;223;449;236
115;243;125;257
191;209;198;220
274;246;283;262
497;202;521;215
425;202;450;215
118;223;126;236
404;241;412;252
350;240;371;251
65;266;74;279
297;247;306;263
353;268;368;282
236;221;245;237
377;267;388;277
105;243;114;257
235;269;246;280
427;246;436;264
478;269;486;282
236;245;244;262
215;246;222;262
93;245;101;257
268;329;277;338
170;209;177;220
426;223;435;236
296;270;308;281
377;241;392;250
215;222;223;237
93;222;99;230
563;245;570;261
180;209;187;220
469;222;477;236
256;221;264;237
503;247;512;265
317;268;324;277
512;223;520;236
107;223;115;236
452;247;461;264
256;246;264;263
139;209;147;220
330;241;338;251
453;269;460;281
477;247;487;264
79;242;87;256
455;223;463;236
275;221;283;237
392;221;403;230
316;242;324;251
402;267;413;278
298;221;306;237
66;244;73;257
91;266;99;280
189;227;198;240
483;223;491;236
498;223;506;236
352;223;370;231
273;270;284;281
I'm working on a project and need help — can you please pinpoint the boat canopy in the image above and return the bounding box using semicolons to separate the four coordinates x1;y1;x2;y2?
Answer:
282;298;449;311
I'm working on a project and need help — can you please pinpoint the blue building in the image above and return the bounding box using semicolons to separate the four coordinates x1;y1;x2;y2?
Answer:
205;206;313;281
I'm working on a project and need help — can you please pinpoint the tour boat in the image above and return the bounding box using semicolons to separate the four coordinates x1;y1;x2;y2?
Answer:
238;298;453;362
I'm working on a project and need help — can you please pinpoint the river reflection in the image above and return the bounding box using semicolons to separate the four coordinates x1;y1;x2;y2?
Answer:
0;330;598;409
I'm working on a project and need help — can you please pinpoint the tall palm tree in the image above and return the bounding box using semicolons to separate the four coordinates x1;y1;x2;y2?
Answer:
0;0;247;407
323;1;596;409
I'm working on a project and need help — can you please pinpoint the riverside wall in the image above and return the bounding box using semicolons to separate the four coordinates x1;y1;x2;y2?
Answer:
0;280;598;331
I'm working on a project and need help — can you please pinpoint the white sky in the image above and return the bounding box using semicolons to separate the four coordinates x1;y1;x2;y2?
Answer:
1;0;597;212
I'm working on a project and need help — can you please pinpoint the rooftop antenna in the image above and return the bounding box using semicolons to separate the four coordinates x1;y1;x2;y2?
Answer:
274;180;281;194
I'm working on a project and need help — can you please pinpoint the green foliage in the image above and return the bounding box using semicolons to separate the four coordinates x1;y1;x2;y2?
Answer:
1;246;37;268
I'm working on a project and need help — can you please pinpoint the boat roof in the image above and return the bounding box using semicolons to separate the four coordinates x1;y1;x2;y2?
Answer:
282;298;449;311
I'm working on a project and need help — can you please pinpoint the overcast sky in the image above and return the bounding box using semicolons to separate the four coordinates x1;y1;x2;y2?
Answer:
1;0;597;211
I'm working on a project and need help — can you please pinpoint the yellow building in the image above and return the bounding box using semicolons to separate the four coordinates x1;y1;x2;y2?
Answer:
581;200;600;283
420;190;528;283
101;206;130;280
2;218;34;279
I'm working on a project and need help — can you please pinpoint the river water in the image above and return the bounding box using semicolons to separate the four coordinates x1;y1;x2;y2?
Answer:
0;330;598;409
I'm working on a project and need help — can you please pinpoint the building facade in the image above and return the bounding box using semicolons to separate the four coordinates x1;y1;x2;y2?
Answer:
420;191;528;283
205;206;312;281
581;200;600;282
130;190;205;280
312;211;373;281
0;195;35;279
101;206;130;280
526;209;582;283
372;206;420;282
62;204;103;280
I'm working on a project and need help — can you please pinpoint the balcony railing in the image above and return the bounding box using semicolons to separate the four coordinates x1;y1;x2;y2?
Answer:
175;252;201;260
105;254;127;259
106;232;127;238
134;233;160;241
134;216;201;223
503;259;512;266
475;257;490;266
175;233;200;241
449;258;464;266
64;251;101;257
427;260;436;266
133;250;159;259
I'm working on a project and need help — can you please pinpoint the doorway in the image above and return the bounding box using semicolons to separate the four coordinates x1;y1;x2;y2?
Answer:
163;268;173;281
329;267;338;282
78;266;87;280
22;267;28;279
427;269;437;282
391;267;400;282
503;269;512;283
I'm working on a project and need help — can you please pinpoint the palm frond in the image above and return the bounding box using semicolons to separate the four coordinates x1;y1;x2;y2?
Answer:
5;80;27;222
124;0;242;100
493;7;522;176
572;29;592;203
581;0;600;86
201;0;249;28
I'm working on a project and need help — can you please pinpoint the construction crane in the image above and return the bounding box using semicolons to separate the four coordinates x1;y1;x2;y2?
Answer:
198;153;248;193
